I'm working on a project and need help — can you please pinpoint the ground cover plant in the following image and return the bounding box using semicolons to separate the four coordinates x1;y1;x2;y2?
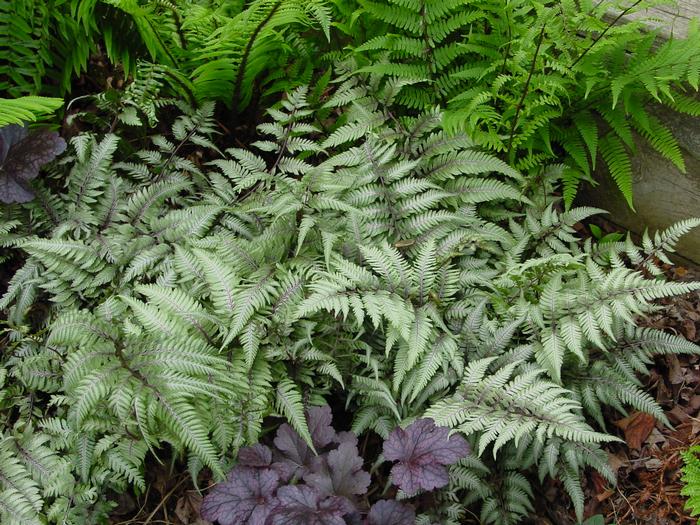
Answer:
2;1;700;524
199;407;469;524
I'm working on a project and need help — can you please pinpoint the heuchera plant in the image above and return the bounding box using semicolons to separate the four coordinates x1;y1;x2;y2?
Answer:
383;418;470;495
0;124;66;203
201;407;470;525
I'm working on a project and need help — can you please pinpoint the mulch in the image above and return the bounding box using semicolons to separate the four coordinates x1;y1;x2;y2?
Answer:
530;264;700;525
592;265;700;525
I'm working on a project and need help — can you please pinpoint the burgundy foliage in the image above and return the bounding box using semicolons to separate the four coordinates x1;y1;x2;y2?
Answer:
269;485;354;525
200;467;280;525
0;124;66;203
383;418;470;494
367;500;416;525
201;411;466;525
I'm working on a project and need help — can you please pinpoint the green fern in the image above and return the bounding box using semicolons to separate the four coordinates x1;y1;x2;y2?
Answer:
682;445;700;517
1;0;330;114
0;96;63;126
351;0;700;207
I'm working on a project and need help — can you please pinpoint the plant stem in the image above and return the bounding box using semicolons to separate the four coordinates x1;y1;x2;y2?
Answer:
507;23;547;159
232;0;283;112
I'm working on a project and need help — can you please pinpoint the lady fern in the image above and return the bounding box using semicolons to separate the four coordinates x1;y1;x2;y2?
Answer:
350;0;700;207
1;0;330;115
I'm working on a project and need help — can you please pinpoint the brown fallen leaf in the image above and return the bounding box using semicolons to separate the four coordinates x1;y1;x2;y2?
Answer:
673;266;689;279
607;451;627;476
692;418;700;437
668;355;685;385
590;470;611;502
646;427;667;446
175;491;203;524
596;488;614;502
668;405;691;425
687;310;700;322
644;457;663;471
614;411;657;450
682;319;697;341
689;394;700;413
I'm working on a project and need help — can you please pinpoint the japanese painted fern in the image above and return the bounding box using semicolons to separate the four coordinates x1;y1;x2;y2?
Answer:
1;82;699;524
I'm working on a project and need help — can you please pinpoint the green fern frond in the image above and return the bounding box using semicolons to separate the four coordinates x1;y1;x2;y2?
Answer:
683;445;700;516
599;133;634;208
0;97;63;126
275;379;316;452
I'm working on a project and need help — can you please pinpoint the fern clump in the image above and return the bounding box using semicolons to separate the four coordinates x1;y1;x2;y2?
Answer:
2;0;331;114
1;76;700;524
350;0;700;207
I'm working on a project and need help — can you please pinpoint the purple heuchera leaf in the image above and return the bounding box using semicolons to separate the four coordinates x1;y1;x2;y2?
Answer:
383;418;469;495
272;422;315;481
269;485;354;525
201;406;370;525
273;405;338;481
304;441;370;500
238;444;273;468
0;125;66;203
334;431;358;447
367;500;416;525
200;466;280;525
343;512;363;525
307;405;337;449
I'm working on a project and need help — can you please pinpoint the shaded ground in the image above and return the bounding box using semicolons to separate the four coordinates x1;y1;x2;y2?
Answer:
530;263;700;525
108;467;208;525
592;265;700;525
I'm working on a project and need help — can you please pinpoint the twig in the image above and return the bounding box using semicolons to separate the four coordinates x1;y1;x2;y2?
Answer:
616;485;639;524
506;23;547;158
142;476;188;525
